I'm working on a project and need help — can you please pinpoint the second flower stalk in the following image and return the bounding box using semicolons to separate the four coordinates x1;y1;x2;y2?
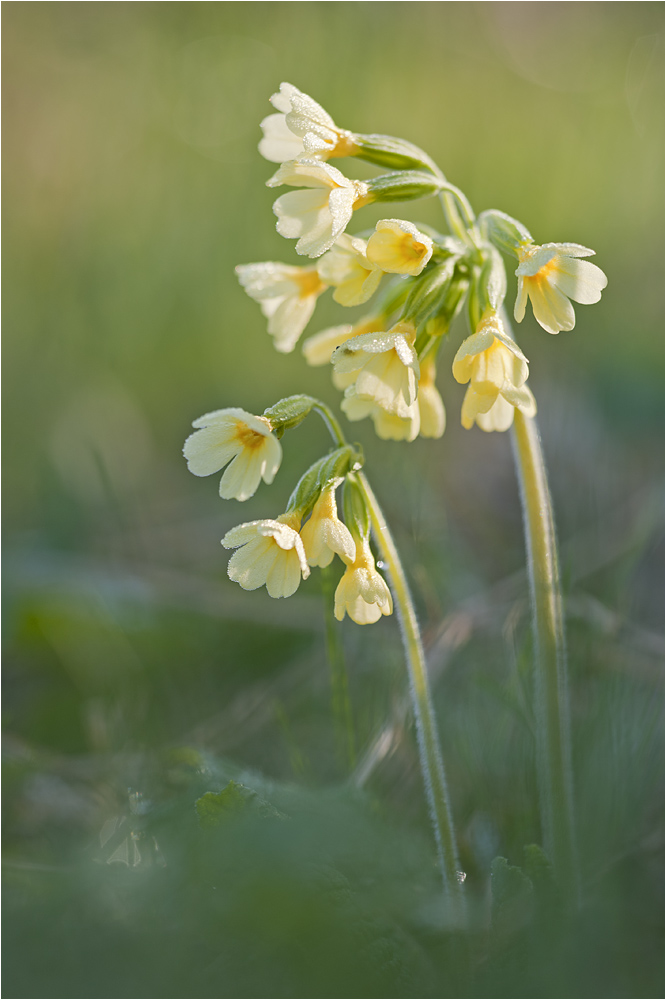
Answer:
184;396;393;626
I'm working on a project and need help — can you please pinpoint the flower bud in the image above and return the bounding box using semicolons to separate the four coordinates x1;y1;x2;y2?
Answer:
352;133;438;174
402;259;457;327
286;446;358;519
478;210;533;257
365;170;442;205
262;395;317;436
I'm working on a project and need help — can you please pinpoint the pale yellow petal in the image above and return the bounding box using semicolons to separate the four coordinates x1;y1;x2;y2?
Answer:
303;325;353;366
552;257;607;305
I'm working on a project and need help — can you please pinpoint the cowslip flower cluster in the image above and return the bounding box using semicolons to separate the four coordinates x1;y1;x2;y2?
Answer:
185;86;609;628
236;83;607;438
183;395;392;625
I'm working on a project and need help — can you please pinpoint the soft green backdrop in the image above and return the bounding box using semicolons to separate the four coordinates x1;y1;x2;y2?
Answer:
4;4;663;997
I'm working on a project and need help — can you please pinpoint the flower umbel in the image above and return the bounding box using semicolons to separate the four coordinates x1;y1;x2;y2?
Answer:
453;313;536;432
223;513;310;598
235;262;327;353
331;321;419;417
184;408;282;501
267;159;369;259
300;479;356;568
514;242;607;335
334;533;393;625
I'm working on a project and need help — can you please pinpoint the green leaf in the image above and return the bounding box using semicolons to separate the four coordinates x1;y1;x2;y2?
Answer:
490;855;534;928
195;780;284;829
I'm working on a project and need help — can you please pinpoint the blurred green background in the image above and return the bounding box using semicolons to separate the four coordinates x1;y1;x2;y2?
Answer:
3;3;663;997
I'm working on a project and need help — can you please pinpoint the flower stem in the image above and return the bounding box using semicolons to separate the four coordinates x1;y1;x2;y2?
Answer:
312;401;347;449
511;409;579;902
321;562;357;773
355;471;465;918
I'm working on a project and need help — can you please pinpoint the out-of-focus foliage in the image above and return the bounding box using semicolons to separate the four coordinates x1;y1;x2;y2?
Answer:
3;3;663;997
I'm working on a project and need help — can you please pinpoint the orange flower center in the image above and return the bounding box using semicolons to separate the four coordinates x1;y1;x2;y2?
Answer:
527;258;558;287
234;421;266;450
296;268;326;299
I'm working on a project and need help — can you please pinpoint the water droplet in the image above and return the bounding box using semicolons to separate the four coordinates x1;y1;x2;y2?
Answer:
456;870;467;883
376;560;387;570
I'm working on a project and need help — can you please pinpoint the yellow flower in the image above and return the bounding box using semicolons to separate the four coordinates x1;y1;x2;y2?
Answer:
302;323;357;367
222;513;310;599
366;219;433;276
300;479;355;568
316;235;382;306
302;314;383;379
267;159;369;259
331;321;419;417
453;314;536;433
259;82;357;163
341;353;445;442
417;353;446;438
334;534;393;625
341;388;420;442
235;262;326;353
514;242;607;334
183;408;281;501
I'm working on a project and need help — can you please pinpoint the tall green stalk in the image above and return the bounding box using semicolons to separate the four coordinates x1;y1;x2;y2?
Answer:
511;409;579;902
354;471;465;920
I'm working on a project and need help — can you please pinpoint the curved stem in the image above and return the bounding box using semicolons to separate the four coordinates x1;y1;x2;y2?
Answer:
355;471;465;919
511;410;579;903
312;401;347;448
437;182;476;231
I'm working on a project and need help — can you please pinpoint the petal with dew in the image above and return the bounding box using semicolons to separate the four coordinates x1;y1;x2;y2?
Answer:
183;428;240;477
259;113;305;163
552;257;607;305
529;279;576;334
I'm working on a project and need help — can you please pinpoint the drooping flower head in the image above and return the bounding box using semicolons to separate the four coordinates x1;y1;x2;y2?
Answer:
334;533;393;625
222;513;310;599
366;219;433;276
302;314;383;365
184;408;282;501
514;242;607;335
316;235;382;307
267;159;369;259
453;313;536;432
235;262;326;353
259;82;357;164
416;353;446;438
340;349;445;443
300;478;355;568
331;321;420;417
341;388;420;442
